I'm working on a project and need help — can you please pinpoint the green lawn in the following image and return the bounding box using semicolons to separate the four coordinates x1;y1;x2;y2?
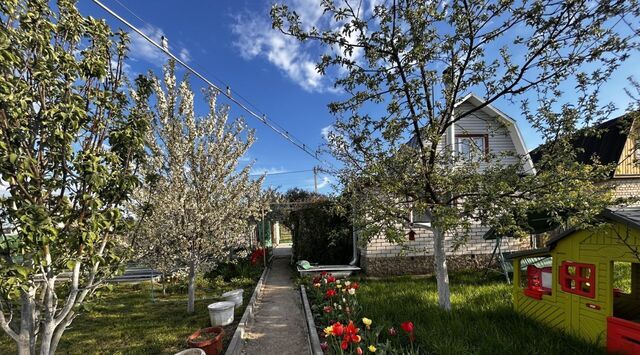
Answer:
356;273;602;355
0;274;261;355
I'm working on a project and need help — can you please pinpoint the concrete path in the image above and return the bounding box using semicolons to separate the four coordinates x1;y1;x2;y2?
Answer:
241;244;310;355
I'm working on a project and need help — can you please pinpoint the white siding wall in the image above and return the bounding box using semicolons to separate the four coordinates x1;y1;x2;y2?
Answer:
455;102;520;166
364;100;528;260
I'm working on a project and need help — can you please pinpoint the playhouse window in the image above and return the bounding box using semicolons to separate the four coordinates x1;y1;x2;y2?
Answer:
559;261;596;298
519;256;553;300
613;261;632;294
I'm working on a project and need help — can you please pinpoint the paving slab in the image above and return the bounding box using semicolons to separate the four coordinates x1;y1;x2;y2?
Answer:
240;246;309;355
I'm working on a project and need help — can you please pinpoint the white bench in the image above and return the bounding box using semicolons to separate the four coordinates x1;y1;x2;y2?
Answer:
296;264;361;278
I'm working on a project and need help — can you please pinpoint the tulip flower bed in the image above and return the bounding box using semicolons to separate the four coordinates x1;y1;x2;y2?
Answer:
306;272;420;354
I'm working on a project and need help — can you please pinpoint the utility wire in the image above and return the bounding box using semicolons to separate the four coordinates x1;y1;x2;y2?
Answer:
92;0;321;162
249;169;314;177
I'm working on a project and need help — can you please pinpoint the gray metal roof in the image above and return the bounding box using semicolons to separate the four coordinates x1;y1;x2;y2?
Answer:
602;207;640;229
505;207;640;259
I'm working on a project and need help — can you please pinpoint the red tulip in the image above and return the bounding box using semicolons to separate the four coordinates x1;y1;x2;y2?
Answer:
341;338;349;350
327;275;336;283
332;322;344;336
356;347;363;354
325;289;337;298
401;321;415;343
344;320;359;339
323;306;333;313
401;321;414;334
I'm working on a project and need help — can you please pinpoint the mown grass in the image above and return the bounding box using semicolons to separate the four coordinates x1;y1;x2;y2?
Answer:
0;273;261;355
356;273;602;355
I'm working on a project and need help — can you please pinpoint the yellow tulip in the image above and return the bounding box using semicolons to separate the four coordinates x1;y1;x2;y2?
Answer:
368;345;377;352
362;317;372;327
323;326;333;336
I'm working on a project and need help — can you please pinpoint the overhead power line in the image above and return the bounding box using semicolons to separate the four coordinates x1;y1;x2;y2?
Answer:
249;169;314;177
92;0;321;162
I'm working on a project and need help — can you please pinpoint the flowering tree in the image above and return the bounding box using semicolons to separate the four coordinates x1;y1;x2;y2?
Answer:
138;62;263;313
272;0;639;310
0;0;148;353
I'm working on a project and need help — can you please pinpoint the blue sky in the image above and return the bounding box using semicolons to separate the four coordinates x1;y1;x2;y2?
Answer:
79;0;640;193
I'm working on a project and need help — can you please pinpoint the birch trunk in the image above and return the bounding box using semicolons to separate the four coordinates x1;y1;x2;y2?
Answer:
187;261;196;313
433;226;452;311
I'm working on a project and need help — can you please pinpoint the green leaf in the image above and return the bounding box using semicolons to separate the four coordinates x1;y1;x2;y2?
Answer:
13;265;29;278
67;260;76;270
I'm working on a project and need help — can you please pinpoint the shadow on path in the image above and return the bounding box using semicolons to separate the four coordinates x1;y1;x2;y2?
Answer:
240;245;309;354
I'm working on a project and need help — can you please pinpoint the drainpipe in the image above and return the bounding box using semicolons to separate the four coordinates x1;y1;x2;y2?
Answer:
448;108;456;157
348;226;358;266
349;200;358;266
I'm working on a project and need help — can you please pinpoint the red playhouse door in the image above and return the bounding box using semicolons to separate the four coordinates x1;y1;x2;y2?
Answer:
608;317;640;354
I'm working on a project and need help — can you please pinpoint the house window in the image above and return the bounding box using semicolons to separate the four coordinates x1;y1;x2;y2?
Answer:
456;134;487;160
559;261;596;298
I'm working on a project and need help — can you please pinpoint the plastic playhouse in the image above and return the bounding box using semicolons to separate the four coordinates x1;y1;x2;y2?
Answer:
506;207;640;354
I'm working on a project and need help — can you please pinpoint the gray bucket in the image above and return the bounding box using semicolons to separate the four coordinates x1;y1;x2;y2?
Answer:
208;301;235;326
221;289;244;307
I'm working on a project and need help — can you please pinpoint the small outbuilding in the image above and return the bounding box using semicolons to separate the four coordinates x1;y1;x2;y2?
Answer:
506;207;640;354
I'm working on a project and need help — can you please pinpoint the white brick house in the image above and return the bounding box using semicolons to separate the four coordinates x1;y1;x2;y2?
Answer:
360;93;534;275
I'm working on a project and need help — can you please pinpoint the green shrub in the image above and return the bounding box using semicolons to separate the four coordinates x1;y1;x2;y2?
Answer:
288;201;353;264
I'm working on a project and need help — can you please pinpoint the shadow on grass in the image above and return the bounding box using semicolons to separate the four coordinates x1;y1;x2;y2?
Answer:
0;275;261;355
356;273;601;355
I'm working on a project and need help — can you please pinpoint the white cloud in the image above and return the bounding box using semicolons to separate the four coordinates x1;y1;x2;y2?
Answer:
231;11;326;93
128;25;167;65
230;1;382;93
128;26;192;66
179;48;191;63
110;58;133;78
321;125;333;141
316;176;331;189
250;167;288;175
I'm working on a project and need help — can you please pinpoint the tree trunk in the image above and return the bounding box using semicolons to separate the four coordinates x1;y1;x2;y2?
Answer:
433;226;452;311
16;339;31;355
39;321;54;355
49;313;74;355
16;288;36;355
187;261;196;313
39;276;57;355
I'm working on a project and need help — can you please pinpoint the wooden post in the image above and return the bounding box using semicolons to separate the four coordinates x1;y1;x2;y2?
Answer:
261;208;266;268
313;166;318;193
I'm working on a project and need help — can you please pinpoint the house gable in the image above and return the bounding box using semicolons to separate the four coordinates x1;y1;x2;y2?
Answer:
614;121;640;177
453;93;535;174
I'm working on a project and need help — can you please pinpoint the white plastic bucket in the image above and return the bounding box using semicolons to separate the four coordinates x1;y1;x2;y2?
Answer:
221;289;244;307
208;301;235;326
174;349;206;355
